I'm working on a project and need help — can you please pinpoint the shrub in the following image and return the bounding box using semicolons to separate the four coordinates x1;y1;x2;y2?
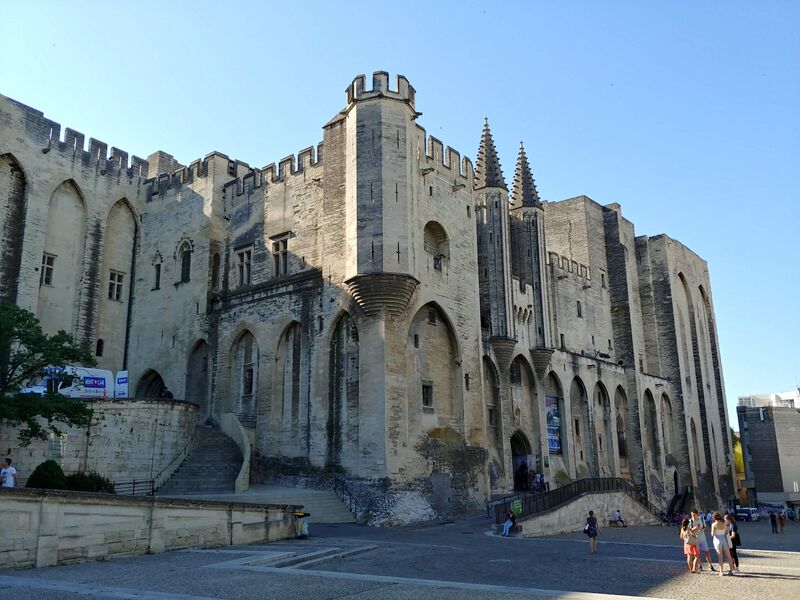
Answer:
66;471;115;493
25;459;67;490
553;469;571;487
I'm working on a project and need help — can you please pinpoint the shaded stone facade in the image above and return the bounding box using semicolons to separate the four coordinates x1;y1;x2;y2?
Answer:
0;71;734;520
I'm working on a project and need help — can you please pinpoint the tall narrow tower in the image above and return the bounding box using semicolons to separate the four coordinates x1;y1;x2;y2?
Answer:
510;142;552;352
475;120;517;491
475;120;515;347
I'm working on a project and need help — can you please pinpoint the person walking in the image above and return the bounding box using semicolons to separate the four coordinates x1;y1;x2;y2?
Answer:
585;510;599;554
0;458;19;488
680;518;700;573
710;512;736;575
689;509;716;571
778;512;785;534
724;514;741;571
770;512;778;534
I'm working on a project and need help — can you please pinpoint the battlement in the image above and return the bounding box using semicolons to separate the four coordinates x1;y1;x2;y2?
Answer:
221;142;324;202
548;251;591;281
0;94;149;179
144;151;236;199
415;125;474;182
345;71;415;109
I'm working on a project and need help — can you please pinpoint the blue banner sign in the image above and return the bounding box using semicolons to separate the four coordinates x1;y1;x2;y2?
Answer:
83;377;106;388
545;395;562;454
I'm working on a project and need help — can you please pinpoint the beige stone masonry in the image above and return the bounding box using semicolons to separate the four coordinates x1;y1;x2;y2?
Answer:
0;488;298;570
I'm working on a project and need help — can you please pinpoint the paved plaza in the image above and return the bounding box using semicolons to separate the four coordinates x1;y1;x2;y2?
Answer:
1;517;798;600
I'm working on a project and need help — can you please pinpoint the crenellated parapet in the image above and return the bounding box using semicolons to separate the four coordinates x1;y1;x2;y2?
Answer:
0;94;149;179
345;71;415;109
221;143;324;203
548;251;591;282
144;151;235;200
415;125;474;183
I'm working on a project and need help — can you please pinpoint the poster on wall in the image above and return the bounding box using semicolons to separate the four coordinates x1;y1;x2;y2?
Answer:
545;395;562;454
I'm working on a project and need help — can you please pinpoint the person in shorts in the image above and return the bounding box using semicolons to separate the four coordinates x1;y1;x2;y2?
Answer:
690;509;715;571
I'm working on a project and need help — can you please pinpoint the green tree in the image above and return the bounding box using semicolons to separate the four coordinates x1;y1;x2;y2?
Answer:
0;301;95;445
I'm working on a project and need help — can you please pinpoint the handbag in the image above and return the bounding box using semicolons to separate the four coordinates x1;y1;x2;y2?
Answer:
684;530;697;546
584;523;590;533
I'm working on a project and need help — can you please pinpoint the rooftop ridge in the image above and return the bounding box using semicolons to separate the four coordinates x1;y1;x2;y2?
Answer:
345;71;415;109
0;93;149;179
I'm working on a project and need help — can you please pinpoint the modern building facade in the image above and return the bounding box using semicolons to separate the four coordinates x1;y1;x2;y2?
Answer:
739;390;799;409
0;71;735;519
737;404;800;512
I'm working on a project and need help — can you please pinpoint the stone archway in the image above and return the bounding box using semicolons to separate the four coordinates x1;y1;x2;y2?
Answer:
511;430;533;491
570;376;595;478
0;153;27;303
593;382;612;476
136;369;166;398
327;312;359;470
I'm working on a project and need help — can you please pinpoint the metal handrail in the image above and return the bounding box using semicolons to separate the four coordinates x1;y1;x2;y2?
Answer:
153;434;196;485
494;477;663;524
110;479;154;496
235;412;256;428
113;430;197;496
332;476;361;517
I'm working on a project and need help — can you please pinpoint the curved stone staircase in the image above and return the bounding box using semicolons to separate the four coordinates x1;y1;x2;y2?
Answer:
156;426;355;523
158;426;242;494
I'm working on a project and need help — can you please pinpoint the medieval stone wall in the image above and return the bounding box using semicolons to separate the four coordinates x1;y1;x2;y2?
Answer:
0;72;734;521
0;398;197;485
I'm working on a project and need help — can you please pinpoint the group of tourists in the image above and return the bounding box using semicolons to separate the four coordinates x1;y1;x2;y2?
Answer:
680;509;740;575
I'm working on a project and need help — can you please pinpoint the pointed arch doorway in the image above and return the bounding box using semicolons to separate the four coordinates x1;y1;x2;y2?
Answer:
511;431;533;491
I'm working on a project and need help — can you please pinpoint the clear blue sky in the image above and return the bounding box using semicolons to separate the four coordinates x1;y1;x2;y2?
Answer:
2;1;798;429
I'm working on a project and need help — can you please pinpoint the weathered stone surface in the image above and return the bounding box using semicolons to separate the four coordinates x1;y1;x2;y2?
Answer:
0;488;297;570
0;71;733;524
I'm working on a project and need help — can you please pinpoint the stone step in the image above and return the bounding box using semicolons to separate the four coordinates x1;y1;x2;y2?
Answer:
157;426;242;495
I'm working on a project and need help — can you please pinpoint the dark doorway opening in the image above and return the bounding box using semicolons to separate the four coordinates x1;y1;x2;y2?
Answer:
511;431;533;491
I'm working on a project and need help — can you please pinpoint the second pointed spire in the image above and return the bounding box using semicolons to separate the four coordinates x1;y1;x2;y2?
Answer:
511;142;541;207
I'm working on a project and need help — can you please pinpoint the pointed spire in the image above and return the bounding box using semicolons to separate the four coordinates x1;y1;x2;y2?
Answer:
511;142;541;207
475;118;507;190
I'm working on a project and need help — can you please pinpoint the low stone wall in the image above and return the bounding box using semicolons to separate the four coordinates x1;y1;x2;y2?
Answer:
517;491;660;537
0;398;197;485
0;488;299;570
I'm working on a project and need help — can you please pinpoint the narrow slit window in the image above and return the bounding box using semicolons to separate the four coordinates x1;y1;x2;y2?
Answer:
40;253;55;286
236;248;252;287
272;239;288;277
421;383;433;408
180;243;192;283
108;271;124;301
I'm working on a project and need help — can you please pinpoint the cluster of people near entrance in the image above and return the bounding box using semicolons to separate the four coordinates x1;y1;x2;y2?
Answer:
578;506;744;577
680;509;740;575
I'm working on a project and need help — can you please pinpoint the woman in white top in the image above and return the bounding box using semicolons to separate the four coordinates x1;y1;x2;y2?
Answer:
710;512;736;575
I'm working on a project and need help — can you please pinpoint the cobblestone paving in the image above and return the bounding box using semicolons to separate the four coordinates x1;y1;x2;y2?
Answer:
1;517;797;599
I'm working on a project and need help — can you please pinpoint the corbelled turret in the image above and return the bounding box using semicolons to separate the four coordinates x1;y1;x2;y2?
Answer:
511;142;540;208
475;119;507;190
